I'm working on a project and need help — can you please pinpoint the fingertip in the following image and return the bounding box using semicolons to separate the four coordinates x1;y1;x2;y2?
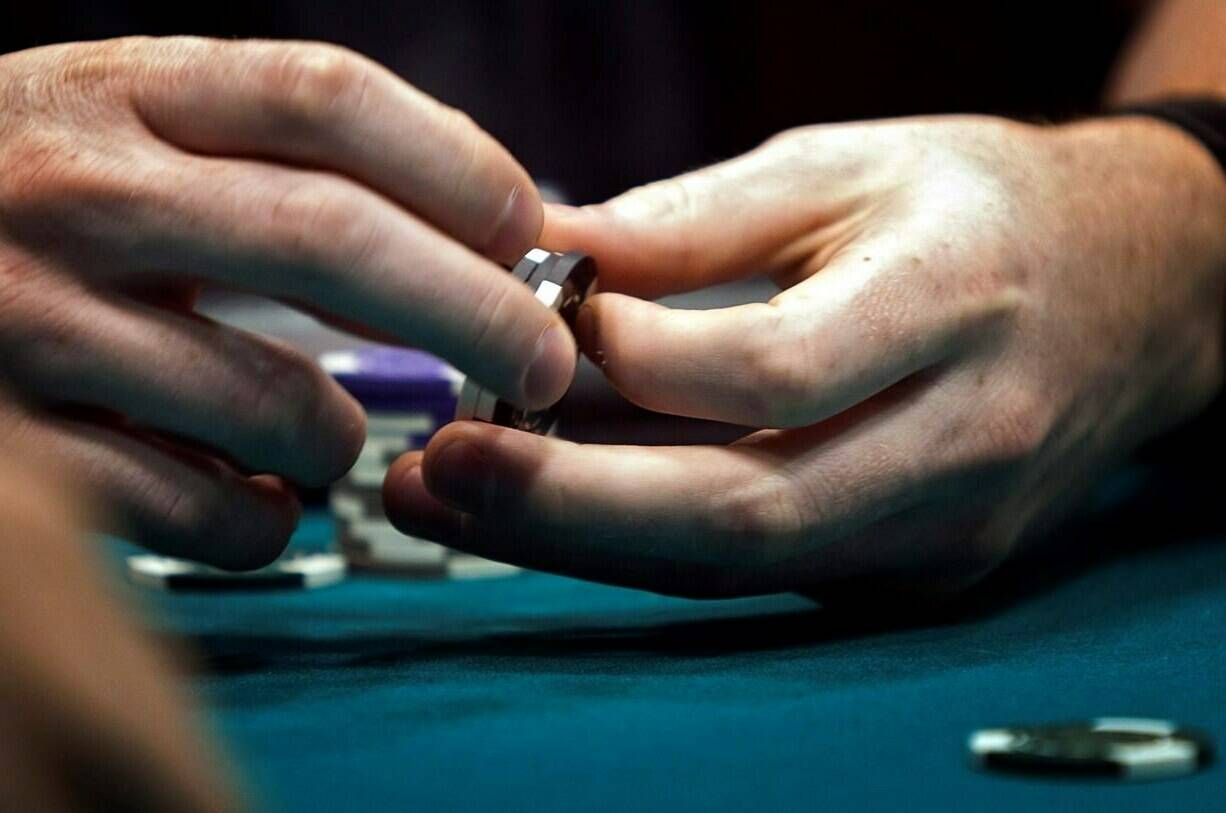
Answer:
306;385;368;487
421;420;539;514
520;322;578;409
334;387;369;467
574;303;602;365
424;419;501;454
382;450;424;516
382;451;464;539
214;475;300;570
421;428;490;511
578;292;657;370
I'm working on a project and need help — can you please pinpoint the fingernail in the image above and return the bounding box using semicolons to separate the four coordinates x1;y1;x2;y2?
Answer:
485;185;542;265
427;439;492;511
574;304;606;368
522;325;575;407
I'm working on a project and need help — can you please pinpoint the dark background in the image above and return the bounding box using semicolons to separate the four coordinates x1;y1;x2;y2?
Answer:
0;0;1159;455
2;1;1144;204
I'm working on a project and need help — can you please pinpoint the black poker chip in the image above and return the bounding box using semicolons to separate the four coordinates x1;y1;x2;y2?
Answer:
969;718;1214;781
453;249;596;434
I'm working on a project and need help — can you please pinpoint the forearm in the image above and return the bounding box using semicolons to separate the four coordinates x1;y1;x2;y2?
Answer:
1108;0;1226;103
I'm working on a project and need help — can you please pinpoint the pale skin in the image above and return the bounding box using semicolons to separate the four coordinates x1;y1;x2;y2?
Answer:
383;0;1226;599
0;37;577;568
0;3;1224;806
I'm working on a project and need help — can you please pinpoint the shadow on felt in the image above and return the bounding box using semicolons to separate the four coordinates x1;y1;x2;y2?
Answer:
172;458;1226;687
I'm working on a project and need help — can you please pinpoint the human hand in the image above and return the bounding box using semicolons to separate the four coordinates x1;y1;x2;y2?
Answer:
0;37;573;567
385;115;1226;599
0;445;237;811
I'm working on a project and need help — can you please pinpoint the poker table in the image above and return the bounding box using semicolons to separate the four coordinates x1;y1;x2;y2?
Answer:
118;455;1226;812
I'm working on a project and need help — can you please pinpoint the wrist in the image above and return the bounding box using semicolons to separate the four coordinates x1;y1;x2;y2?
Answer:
1055;114;1226;237
1050;115;1226;433
1104;98;1226;179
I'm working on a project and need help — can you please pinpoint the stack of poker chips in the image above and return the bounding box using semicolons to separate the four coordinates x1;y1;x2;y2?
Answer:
320;347;519;579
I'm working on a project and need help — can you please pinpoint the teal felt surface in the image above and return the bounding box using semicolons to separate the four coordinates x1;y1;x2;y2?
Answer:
125;464;1226;812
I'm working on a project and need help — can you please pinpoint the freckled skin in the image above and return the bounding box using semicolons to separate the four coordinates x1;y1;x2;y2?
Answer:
387;114;1226;600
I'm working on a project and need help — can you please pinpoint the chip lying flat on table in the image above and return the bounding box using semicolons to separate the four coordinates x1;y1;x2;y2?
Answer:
454;249;597;434
969;718;1214;781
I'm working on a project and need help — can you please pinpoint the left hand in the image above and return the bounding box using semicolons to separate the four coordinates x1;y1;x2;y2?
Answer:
384;115;1226;599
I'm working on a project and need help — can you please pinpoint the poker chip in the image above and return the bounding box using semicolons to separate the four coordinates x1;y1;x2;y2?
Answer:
454;249;596;434
323;346;519;579
969;718;1214;781
126;552;346;591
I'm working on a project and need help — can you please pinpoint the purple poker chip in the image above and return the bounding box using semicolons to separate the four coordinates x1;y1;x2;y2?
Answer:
320;347;462;413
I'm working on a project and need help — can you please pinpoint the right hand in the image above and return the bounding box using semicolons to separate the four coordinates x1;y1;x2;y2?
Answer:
0;37;573;567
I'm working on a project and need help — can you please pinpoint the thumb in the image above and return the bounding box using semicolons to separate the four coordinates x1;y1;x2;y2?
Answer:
540;142;844;299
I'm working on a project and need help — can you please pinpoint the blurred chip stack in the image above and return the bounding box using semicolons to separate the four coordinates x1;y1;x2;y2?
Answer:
321;347;518;579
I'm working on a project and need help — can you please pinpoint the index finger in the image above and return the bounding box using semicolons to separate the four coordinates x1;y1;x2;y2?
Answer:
129;37;542;265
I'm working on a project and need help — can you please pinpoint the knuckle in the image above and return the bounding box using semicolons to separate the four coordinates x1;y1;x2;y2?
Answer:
440;105;481;143
437;107;498;223
264;181;385;269
644;177;699;223
602;178;703;274
923;523;1017;593
743;311;817;426
238;348;332;451
259;43;371;127
954;248;1028;331
0;278;93;381
908;190;1029;332
45;39;136;98
961;527;1014;579
975;388;1051;467
747;354;814;427
0;130;79;214
0;134;162;228
761;125;814;153
707;474;809;566
853;272;917;342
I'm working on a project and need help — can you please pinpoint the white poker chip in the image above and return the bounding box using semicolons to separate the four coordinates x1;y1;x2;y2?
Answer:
454;249;596;434
126;552;347;591
331;477;519;579
969;718;1214;781
337;510;520;580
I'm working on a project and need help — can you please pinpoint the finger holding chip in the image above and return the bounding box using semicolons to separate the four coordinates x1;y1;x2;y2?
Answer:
453;249;596;435
0;36;577;563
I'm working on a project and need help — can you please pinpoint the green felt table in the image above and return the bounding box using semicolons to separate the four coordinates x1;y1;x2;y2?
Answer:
119;461;1226;812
